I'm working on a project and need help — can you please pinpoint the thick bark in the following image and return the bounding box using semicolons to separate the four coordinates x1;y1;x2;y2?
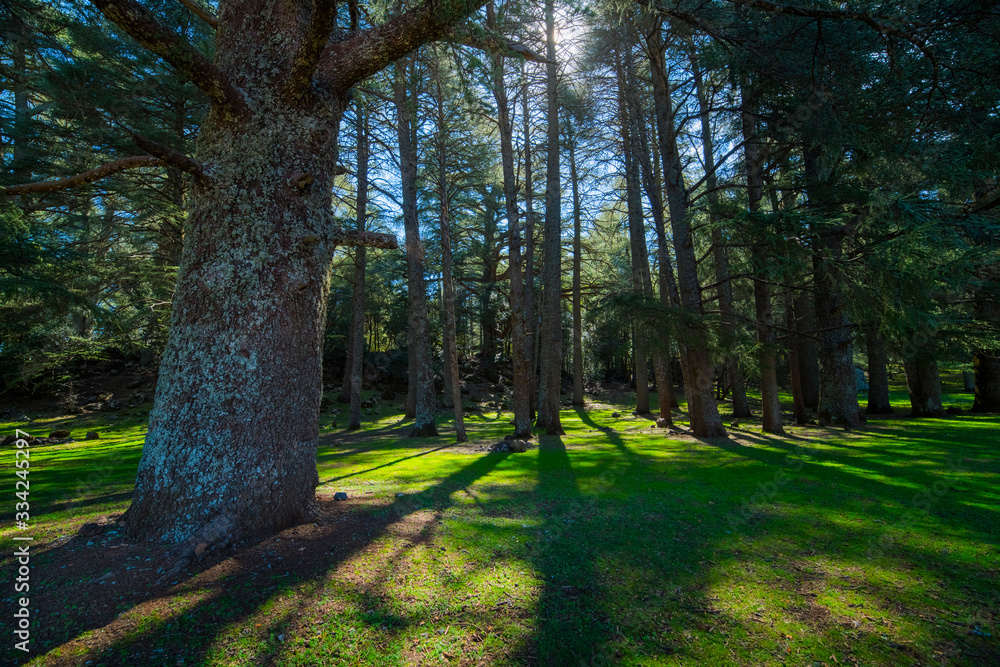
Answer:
123;93;342;545
742;88;783;434
23;0;489;551
434;54;466;442
535;0;564;435
805;148;862;428
347;101;370;431
903;356;946;417
569;128;585;407
489;20;531;438
646;20;725;437
865;328;895;416
692;44;751;419
395;61;437;437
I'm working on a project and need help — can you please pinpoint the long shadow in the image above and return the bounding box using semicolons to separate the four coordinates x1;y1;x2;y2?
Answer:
316;443;455;485
15;450;508;666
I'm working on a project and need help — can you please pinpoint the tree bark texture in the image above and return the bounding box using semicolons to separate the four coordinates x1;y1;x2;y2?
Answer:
795;293;821;409
785;289;808;424
522;69;537;420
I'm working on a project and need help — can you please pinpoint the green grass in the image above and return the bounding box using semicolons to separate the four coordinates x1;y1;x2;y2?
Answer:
1;382;998;666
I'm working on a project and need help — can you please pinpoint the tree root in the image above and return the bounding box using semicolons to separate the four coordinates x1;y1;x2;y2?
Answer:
154;514;235;585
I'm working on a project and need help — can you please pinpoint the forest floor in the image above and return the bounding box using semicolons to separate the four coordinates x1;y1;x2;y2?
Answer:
0;380;997;666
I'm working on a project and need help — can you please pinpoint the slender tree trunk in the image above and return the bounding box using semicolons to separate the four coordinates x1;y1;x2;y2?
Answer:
395;61;437;436
805;148;861;428
617;45;650;415
903;356;946;417
522;68;538;420
742;87;783;434
569;128;585;407
434;53;466;441
535;0;565;434
692;43;750;419
785;289;808;424
646;20;725;437
490;14;532;437
865;328;894;415
795;293;821;409
348;100;370;431
971;178;1000;412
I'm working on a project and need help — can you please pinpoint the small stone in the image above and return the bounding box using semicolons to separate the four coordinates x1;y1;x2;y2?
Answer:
49;429;71;438
96;516;109;526
395;492;405;498
611;412;621;418
730;420;740;428
194;541;208;556
655;418;671;428
508;440;528;453
333;492;348;501
86;431;100;440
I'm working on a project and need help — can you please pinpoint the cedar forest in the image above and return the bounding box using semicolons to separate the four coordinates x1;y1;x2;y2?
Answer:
0;0;998;665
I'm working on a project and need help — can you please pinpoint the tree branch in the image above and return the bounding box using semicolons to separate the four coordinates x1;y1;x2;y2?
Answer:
450;24;551;64
91;0;247;118
175;0;218;29
332;228;398;249
287;0;341;98
316;0;489;92
131;132;207;184
1;156;165;196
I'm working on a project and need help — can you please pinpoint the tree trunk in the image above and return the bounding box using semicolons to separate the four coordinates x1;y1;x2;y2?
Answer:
123;92;344;545
692;43;751;419
569;127;585;407
646;20;725;437
864;328;894;416
972;351;1000;412
795;293;821;409
535;0;564;435
522;68;537;420
348;100;370;431
617;45;650;415
805;148;862;428
395;61;437;437
434;52;465;441
490;14;532;438
742;85;783;434
785;289;808;424
903;356;946;417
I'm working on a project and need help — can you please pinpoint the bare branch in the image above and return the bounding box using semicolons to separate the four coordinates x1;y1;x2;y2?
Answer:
451;24;552;64
91;0;247;118
332;228;398;249
1;156;165;196
175;0;218;29
316;0;488;92
131;133;207;183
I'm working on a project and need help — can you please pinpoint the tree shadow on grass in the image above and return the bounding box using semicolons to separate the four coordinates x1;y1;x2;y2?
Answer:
11;450;508;666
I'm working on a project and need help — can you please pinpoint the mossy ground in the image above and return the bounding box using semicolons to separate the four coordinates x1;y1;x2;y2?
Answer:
0;378;997;666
